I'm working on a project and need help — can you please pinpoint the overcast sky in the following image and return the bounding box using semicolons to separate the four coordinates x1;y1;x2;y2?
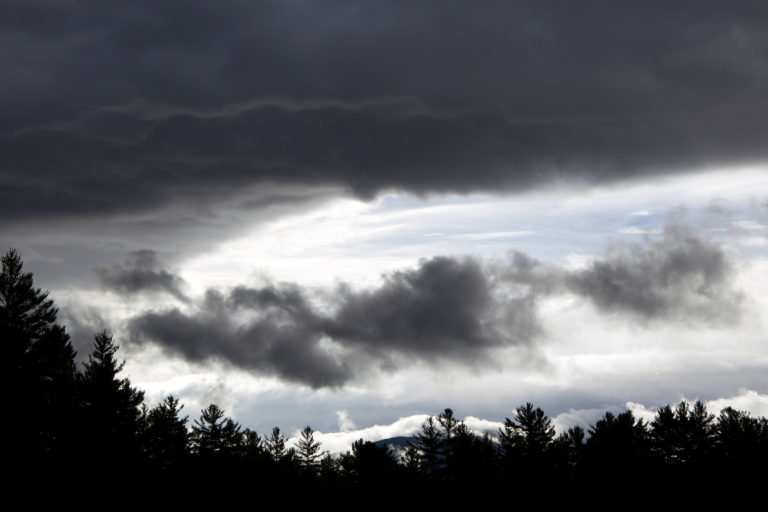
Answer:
2;1;767;447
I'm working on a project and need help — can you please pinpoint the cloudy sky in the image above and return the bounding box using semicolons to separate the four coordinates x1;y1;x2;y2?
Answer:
2;1;767;449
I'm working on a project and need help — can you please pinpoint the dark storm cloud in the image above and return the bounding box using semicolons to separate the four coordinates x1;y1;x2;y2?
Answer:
129;257;541;387
328;257;538;358
128;220;742;387
3;1;768;223
95;250;188;301
129;289;352;388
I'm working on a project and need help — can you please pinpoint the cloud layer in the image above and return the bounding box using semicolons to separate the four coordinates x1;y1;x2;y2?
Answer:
126;218;742;387
3;1;768;226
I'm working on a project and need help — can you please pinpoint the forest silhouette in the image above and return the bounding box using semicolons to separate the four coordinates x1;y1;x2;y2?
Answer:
4;248;766;507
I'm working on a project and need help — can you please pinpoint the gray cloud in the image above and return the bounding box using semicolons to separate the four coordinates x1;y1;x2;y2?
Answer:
127;219;742;387
129;288;352;388
502;217;742;323
95;249;188;301
568;220;741;322
2;1;768;227
129;256;541;387
328;256;538;359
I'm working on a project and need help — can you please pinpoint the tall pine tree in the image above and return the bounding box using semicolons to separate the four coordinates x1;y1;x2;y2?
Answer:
80;330;146;473
296;425;323;473
1;248;78;475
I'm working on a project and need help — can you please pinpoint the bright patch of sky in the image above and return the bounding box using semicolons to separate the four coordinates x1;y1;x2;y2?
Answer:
180;167;766;292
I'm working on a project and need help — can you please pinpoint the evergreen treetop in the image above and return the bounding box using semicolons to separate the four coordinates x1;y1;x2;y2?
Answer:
0;248;57;337
499;402;555;456
191;403;242;455
296;425;323;471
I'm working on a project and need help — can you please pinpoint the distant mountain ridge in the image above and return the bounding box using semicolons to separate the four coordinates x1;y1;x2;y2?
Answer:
373;436;417;458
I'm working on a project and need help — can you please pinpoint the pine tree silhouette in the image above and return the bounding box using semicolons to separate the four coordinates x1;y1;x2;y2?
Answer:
296;425;323;473
498;402;555;479
190;403;242;456
266;426;288;461
409;415;443;478
1;248;78;477
145;395;189;468
80;330;146;473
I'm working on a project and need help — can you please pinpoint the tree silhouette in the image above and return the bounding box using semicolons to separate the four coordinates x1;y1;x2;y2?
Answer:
498;402;555;478
296;425;323;472
445;422;492;483
1;248;57;350
190;403;242;456
551;425;586;471
714;407;767;462
587;410;648;458
436;408;460;464
436;408;460;440
341;439;398;485
240;428;266;461
583;409;651;498
80;330;146;474
265;426;288;461
651;400;714;465
1;248;79;476
145;395;189;468
400;444;421;474
319;452;340;482
409;415;443;477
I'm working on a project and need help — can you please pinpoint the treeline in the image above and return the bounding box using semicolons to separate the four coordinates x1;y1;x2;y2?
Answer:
4;248;767;506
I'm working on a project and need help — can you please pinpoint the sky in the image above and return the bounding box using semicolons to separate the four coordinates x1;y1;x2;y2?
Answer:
2;1;767;451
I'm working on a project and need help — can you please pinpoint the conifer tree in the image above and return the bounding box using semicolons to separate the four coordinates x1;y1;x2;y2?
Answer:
145;395;189;468
437;408;460;440
1;248;75;385
1;248;57;347
650;400;716;466
265;426;287;461
409;416;443;477
342;439;398;484
296;425;323;472
241;427;265;459
585;409;650;479
319;452;340;481
190;403;242;456
1;248;78;473
498;402;555;464
80;330;146;470
400;445;421;474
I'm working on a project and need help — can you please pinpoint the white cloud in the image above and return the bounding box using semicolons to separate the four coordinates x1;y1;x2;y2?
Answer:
704;389;768;418
732;220;767;231
617;226;661;234
453;231;533;240
336;410;356;432
288;414;430;454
